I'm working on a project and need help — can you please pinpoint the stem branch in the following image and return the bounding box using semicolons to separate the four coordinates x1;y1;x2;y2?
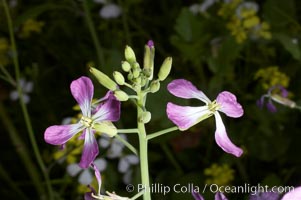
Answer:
146;126;178;141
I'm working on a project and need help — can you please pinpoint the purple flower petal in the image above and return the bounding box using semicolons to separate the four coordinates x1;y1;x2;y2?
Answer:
216;91;243;118
44;124;83;145
278;85;288;97
266;101;277;113
167;79;210;103
84;192;95;200
93;96;120;122
79;129;99;168
192;190;205;200
91;162;102;194
282;186;301;200
166;103;211;130
214;113;243;157
147;40;154;48
71;76;94;117
257;95;265;109
215;192;228;200
84;186;96;200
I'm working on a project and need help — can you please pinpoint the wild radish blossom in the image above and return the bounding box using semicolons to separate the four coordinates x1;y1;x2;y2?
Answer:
44;76;120;168
257;85;296;113
166;79;243;157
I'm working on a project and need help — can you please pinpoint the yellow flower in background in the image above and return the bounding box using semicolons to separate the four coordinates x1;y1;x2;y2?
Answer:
204;163;235;187
77;177;99;194
0;37;10;66
219;1;271;43
218;0;242;19
19;19;45;38
53;135;84;164
255;66;290;90
255;22;272;40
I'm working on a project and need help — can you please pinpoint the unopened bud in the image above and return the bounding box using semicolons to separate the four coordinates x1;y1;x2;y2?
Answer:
140;111;151;124
158;57;172;81
133;68;141;78
114;90;129;101
113;71;125;85
89;67;117;91
127;73;133;81
133;62;140;69
150;80;160;93
143;42;155;80
271;94;296;108
121;61;131;72
125;45;136;63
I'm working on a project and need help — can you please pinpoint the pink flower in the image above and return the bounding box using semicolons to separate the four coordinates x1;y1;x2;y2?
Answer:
166;79;243;157
44;76;120;168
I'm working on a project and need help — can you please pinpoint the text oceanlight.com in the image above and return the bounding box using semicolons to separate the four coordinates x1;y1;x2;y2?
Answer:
125;183;295;196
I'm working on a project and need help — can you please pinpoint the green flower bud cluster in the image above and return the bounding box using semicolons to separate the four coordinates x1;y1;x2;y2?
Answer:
90;42;173;124
89;67;129;101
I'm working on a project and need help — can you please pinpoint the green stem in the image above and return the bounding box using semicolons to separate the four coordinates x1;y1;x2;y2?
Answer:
146;126;178;141
137;92;151;200
294;105;301;111
115;134;138;155
83;0;105;67
130;189;145;200
2;1;53;199
117;128;139;133
0;65;16;85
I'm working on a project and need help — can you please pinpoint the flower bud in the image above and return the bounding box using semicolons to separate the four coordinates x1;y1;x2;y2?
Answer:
127;73;133;81
271;94;296;108
121;61;131;72
150;80;160;93
125;45;136;63
113;71;125;85
158;57;172;81
140;111;151;124
143;41;155;80
133;68;141;78
90;67;117;91
133;62;140;69
114;90;129;101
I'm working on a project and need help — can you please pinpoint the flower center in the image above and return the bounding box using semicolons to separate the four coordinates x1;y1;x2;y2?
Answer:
80;116;94;128
208;100;221;112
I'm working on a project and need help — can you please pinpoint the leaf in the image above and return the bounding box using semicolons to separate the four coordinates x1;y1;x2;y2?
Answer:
263;0;296;28
274;33;301;60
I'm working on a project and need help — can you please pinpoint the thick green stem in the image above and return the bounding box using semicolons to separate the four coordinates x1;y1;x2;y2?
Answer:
2;1;53;199
137;93;151;200
146;126;178;141
83;0;105;67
